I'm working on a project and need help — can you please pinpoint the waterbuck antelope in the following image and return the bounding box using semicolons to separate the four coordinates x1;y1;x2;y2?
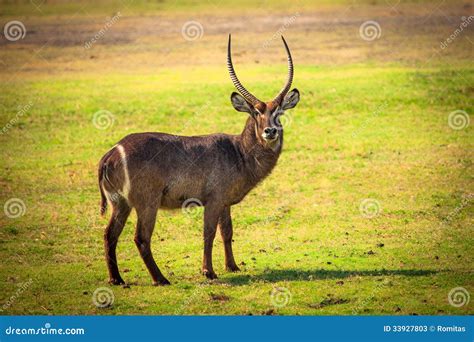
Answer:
98;35;300;285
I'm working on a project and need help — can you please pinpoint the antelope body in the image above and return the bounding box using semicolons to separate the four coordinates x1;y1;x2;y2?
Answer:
98;35;300;285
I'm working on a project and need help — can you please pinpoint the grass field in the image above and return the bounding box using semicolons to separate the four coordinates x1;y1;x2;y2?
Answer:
0;0;473;315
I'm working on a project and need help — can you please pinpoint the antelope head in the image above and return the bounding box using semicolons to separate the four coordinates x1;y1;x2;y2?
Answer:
227;34;300;146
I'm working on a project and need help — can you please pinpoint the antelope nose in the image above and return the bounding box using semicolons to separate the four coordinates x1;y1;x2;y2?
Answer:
264;127;277;136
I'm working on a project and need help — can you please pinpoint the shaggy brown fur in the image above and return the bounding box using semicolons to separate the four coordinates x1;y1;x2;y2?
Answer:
98;36;300;285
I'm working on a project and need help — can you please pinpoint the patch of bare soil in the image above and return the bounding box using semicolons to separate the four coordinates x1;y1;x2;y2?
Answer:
308;297;350;309
0;2;472;73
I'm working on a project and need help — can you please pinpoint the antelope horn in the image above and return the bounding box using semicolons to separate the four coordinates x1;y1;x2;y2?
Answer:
227;34;264;108
272;36;294;107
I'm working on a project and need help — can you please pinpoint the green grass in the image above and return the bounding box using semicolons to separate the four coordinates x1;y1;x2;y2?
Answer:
1;63;472;315
0;0;473;315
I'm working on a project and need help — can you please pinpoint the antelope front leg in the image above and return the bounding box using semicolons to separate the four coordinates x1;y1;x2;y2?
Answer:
202;204;222;279
219;206;240;272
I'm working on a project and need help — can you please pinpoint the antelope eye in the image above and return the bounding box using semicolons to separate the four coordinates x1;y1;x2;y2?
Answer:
273;109;283;117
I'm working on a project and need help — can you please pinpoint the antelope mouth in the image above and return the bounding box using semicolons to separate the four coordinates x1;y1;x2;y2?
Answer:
262;133;279;143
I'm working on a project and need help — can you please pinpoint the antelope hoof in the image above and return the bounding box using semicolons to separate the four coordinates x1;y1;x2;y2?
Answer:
203;269;218;280
153;278;171;286
226;264;241;272
109;278;125;285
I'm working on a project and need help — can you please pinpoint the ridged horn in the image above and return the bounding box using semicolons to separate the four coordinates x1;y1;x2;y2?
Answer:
272;36;294;107
227;34;264;108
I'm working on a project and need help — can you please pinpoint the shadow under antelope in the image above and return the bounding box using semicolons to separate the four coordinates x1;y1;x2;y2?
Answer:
98;35;300;285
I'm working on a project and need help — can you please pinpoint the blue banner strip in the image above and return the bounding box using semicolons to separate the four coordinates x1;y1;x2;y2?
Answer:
0;316;472;342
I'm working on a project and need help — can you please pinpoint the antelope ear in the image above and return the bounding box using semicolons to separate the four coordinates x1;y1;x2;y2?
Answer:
281;88;300;110
231;92;255;114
